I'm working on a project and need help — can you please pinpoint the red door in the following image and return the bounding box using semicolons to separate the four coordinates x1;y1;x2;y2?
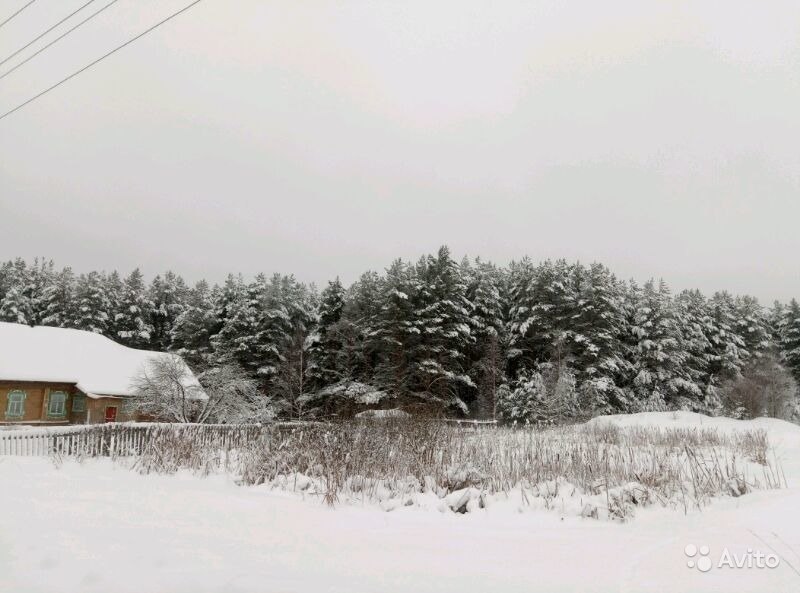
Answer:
104;406;118;423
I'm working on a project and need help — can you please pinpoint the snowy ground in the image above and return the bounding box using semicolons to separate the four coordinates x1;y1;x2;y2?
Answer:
2;413;800;593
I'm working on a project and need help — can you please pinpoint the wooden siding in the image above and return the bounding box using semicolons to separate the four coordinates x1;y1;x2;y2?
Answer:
85;396;138;424
0;381;77;424
0;381;140;425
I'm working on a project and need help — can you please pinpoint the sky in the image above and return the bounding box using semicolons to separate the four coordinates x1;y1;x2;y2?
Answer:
0;0;798;303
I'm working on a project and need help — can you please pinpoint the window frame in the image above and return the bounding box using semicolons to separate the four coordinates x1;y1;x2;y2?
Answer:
47;391;67;418
72;394;86;413
5;390;26;419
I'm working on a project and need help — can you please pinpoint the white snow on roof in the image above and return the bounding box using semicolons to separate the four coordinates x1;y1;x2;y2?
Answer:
0;322;203;398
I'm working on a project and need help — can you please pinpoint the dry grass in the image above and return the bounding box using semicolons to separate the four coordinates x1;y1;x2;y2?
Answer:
123;418;783;520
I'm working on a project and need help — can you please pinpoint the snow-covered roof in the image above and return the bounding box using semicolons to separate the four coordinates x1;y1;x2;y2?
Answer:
0;322;203;399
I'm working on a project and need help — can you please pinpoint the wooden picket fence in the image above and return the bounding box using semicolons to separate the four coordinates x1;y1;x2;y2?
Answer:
0;423;265;457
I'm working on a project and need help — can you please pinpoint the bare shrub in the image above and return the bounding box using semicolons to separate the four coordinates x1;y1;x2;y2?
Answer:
720;352;799;420
132;358;273;423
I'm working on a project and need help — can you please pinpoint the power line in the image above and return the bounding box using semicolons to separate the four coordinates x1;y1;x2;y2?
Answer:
0;0;38;31
0;0;203;122
0;0;122;82
0;0;98;69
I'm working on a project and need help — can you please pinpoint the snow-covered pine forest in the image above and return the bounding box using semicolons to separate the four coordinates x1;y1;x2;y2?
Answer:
2;248;799;422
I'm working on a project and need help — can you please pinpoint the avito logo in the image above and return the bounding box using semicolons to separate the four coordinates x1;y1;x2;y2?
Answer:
685;544;780;572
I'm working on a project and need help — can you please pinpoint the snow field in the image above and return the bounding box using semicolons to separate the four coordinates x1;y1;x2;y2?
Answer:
2;412;800;592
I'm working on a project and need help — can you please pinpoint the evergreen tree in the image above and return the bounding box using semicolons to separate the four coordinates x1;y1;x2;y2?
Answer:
213;275;263;374
510;259;575;372
171;280;218;369
768;301;787;344
467;259;506;418
213;274;246;331
252;274;295;381
0;259;31;324
628;279;698;410
73;271;112;334
409;247;474;413
115;269;153;348
25;258;55;325
782;299;800;385
0;253;790;421
708;291;748;380
674;289;718;411
337;270;384;384
370;259;418;402
571;262;628;412
270;276;317;415
734;295;771;359
505;256;538;376
148;271;188;350
41;267;76;327
308;277;346;387
104;271;124;339
496;371;547;425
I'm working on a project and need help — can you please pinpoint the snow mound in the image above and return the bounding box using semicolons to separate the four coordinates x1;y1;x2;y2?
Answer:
589;410;798;433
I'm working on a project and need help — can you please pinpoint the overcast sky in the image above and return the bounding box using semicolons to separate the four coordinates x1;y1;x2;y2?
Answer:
1;0;798;303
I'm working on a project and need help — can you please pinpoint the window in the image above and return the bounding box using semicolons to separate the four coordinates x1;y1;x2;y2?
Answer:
47;391;67;417
72;394;86;412
5;390;26;419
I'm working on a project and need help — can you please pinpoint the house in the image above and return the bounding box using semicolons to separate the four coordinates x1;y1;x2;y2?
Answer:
0;322;203;425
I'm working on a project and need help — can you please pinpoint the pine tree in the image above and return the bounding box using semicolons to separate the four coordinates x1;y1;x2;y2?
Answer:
409;247;475;413
270;276;317;415
170;280;218;369
148;271;188;350
734;295;771;359
496;371;547;425
674;289;718;411
0;261;11;304
467;259;506;419
308;277;346;387
571;262;628;412
768;301;787;344
338;270;383;384
25;258;55;325
214;275;263;374
782;299;800;385
41;267;76;327
628;279;697;410
73;272;112;334
252;274;295;381
213;274;246;330
370;259;418;401
0;259;31;324
505;256;538;376
104;271;124;339
708;291;748;380
510;259;576;372
115;269;153;348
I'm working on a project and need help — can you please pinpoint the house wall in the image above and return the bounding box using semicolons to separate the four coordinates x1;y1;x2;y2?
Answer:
85;396;138;424
0;381;79;425
0;382;142;425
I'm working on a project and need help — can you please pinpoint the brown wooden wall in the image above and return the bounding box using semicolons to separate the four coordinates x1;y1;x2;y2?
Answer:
0;381;77;424
0;381;139;425
85;396;138;424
